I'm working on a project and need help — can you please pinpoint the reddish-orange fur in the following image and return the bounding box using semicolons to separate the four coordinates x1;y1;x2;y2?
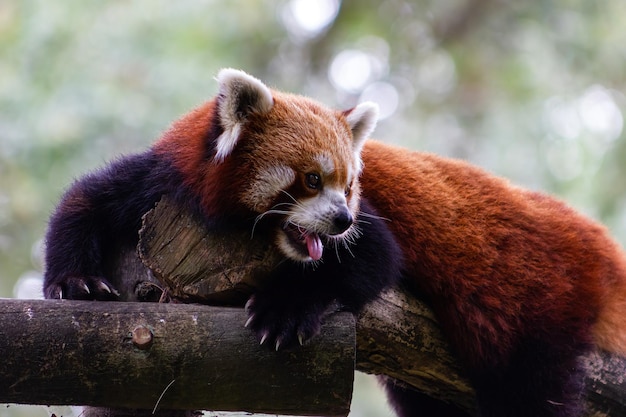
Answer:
360;140;626;366
110;72;626;415
155;92;626;365
153;101;246;218
145;77;626;416
154;93;361;219
58;65;626;416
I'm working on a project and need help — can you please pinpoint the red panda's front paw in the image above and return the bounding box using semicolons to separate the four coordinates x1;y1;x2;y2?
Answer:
244;294;325;351
44;276;120;301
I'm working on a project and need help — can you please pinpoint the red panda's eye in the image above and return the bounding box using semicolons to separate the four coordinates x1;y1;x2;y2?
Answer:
306;173;321;190
345;185;351;196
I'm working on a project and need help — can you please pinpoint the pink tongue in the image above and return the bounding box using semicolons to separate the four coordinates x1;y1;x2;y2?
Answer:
305;233;324;261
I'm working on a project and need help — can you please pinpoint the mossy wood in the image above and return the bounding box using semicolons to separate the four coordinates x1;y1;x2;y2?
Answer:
137;197;626;417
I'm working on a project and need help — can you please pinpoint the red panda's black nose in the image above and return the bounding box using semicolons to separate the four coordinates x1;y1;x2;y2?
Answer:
332;208;353;234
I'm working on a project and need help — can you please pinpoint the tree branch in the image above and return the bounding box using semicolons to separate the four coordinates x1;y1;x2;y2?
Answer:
7;197;626;416
0;299;355;417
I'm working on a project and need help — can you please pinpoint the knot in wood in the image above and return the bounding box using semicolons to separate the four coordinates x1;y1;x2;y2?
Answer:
131;325;153;350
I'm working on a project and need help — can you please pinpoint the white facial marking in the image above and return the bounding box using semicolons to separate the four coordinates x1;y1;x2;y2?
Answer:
289;188;350;235
244;165;296;212
276;233;309;262
315;153;335;176
279;184;361;263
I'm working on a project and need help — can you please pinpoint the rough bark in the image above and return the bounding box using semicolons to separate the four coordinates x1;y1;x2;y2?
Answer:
0;299;355;417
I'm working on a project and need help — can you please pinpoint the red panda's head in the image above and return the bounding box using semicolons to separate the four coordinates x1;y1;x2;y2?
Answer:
160;69;378;263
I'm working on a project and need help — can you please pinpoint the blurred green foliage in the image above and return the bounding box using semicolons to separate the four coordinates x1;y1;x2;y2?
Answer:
0;0;625;415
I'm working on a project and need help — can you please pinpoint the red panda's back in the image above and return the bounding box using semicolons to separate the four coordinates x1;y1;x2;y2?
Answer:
360;140;626;361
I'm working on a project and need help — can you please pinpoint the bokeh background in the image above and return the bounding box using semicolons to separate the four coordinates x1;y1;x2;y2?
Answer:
1;0;625;416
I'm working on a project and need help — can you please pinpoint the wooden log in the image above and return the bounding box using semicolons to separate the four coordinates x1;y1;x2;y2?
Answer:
355;288;476;413
356;288;626;417
0;298;355;417
136;196;626;417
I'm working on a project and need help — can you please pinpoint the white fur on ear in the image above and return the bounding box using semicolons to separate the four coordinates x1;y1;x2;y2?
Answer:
345;101;379;154
214;68;274;162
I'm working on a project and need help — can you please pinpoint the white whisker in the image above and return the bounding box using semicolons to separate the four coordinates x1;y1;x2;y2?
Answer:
345;244;356;258
333;239;342;263
251;207;293;238
280;189;305;208
271;201;297;210
358;210;391;222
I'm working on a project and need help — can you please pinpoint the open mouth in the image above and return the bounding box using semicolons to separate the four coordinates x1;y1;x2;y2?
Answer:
283;223;324;261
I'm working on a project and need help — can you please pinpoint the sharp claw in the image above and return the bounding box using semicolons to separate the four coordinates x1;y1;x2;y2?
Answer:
275;340;281;351
298;334;304;346
81;283;90;294
244;315;254;328
260;333;268;345
98;281;112;293
245;298;254;311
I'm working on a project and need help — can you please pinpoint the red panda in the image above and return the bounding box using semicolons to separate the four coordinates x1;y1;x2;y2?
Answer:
43;69;626;417
44;68;400;349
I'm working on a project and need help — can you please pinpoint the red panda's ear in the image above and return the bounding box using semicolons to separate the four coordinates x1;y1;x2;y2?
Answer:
345;102;379;155
214;68;274;162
